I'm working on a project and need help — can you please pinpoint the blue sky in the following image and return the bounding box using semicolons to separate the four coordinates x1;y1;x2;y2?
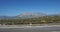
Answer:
0;0;60;16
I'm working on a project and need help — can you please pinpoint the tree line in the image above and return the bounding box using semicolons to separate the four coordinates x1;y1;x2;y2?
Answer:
0;15;60;25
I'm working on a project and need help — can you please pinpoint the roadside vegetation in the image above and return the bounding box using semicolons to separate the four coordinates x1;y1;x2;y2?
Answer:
0;15;60;25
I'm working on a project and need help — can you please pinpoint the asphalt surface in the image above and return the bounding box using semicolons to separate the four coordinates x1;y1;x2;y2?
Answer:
0;26;60;32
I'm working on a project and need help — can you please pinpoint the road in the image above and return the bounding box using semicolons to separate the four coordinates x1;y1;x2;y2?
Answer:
0;25;60;32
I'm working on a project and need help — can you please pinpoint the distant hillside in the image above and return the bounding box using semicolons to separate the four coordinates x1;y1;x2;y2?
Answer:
15;12;47;18
0;16;11;19
0;12;47;19
0;13;60;25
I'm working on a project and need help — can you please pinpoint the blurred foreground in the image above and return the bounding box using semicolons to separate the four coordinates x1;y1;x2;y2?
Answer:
0;25;60;32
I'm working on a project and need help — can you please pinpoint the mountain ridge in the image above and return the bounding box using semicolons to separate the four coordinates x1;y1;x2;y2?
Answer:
0;12;48;19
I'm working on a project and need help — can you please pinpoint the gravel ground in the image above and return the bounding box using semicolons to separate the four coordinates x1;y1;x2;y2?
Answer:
0;25;60;32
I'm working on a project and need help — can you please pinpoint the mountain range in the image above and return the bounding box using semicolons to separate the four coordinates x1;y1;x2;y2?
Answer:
0;12;60;19
0;12;47;19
